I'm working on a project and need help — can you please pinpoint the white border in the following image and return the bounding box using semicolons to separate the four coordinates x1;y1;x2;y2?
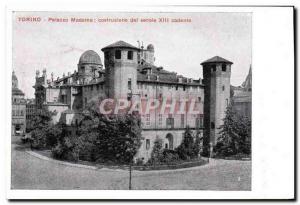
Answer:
4;4;294;200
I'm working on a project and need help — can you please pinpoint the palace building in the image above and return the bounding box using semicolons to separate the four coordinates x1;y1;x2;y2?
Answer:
34;40;239;160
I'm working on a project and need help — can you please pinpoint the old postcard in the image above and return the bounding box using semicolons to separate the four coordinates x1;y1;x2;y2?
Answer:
6;6;294;200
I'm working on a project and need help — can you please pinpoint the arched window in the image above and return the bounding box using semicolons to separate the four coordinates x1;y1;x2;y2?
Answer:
115;50;121;59
127;51;133;60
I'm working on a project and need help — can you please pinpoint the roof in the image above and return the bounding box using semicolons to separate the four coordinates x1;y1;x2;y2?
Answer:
137;61;203;85
201;56;233;65
101;40;139;51
79;50;102;65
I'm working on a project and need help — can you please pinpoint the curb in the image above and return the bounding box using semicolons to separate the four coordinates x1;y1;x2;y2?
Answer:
25;150;99;170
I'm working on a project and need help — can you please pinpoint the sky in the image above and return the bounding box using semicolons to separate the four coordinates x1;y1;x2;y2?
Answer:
12;12;252;98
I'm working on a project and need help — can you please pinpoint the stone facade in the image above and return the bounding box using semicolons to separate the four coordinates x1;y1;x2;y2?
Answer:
34;40;234;161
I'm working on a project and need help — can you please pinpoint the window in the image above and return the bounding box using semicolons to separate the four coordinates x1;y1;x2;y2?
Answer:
127;51;133;60
115;50;121;59
146;139;150;150
222;85;225;91
222;64;227;72
198;97;201;102
128;78;132;90
200;116;204;128
165;143;168;149
85;97;87;105
212;65;216;72
181;114;185;128
91;85;93;91
146;114;150;125
211;122;215;129
226;98;229;106
158;114;162;125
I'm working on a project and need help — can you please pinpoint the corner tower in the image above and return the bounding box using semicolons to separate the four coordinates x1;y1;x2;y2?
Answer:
201;56;233;154
101;41;139;100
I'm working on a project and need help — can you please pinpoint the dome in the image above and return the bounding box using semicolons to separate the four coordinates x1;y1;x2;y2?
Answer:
79;50;102;65
147;44;154;51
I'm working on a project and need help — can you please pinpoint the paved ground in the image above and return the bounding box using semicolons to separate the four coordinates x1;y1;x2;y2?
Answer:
11;136;251;190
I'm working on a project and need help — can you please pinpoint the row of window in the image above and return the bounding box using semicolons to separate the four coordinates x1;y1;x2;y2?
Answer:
137;83;201;91
12;109;24;116
144;114;204;128
212;64;227;72
84;84;104;91
105;50;133;60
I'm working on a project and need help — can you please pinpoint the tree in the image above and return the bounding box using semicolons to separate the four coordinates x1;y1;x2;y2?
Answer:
175;126;198;160
147;138;164;165
30;107;55;149
216;102;251;157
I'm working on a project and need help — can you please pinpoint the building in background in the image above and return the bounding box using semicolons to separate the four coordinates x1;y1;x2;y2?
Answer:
25;98;36;132
34;40;234;160
232;65;252;119
12;71;26;135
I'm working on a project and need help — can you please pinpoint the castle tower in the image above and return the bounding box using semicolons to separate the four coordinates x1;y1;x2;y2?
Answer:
78;50;103;84
101;41;139;100
201;56;233;154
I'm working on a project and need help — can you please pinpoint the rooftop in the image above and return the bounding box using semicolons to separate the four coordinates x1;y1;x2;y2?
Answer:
201;56;233;65
101;40;139;51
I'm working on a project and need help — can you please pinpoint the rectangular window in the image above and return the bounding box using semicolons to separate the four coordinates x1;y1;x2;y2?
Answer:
146;114;150;125
181;114;185;128
158;114;162;125
115;50;121;59
222;64;227;72
222;85;225;91
200;116;204;128
91;85;93;91
128;78;132;90
226;98;229;106
127;51;133;60
146;139;150;150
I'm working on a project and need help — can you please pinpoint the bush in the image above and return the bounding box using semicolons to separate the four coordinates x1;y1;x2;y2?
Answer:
160;149;180;165
175;127;199;160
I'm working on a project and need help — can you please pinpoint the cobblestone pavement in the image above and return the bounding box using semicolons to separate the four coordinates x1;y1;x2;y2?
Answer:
11;136;251;190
